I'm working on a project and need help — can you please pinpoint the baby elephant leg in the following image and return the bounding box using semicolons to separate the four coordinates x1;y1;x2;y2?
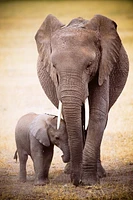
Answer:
31;136;53;186
18;149;28;182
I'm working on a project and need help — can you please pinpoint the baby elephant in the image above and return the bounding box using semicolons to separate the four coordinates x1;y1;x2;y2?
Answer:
14;112;70;186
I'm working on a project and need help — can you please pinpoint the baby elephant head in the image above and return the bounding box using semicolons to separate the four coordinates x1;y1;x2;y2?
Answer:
30;114;70;163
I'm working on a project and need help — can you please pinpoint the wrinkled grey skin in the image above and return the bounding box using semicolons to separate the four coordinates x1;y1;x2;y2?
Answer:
35;14;129;186
15;113;70;186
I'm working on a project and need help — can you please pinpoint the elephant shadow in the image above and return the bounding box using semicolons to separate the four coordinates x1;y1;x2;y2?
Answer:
100;163;133;187
51;171;71;185
51;163;133;186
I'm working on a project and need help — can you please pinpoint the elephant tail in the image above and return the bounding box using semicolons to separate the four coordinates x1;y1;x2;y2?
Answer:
13;150;18;162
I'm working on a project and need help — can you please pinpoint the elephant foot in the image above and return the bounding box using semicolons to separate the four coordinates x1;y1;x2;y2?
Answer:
81;173;100;186
71;172;80;187
64;162;71;174
97;162;106;178
19;176;26;182
65;163;81;186
34;178;49;186
70;167;81;186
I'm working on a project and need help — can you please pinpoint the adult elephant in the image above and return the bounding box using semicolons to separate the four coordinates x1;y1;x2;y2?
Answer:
35;14;129;186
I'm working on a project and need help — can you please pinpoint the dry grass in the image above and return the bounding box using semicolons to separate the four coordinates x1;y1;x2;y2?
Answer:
0;1;133;199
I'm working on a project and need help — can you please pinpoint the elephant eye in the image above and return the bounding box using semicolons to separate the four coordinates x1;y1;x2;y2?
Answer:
53;64;56;68
86;61;92;70
56;73;59;85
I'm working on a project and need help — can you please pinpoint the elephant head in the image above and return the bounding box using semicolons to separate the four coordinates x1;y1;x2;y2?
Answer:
35;14;121;185
30;114;70;163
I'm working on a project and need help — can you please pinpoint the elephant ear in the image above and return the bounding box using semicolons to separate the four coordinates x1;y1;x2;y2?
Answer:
35;15;64;108
88;14;121;86
30;114;50;147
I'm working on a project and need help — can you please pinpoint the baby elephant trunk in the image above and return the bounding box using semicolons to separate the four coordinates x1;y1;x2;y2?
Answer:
61;144;70;163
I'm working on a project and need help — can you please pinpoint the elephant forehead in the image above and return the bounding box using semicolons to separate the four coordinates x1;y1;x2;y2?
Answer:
51;28;92;49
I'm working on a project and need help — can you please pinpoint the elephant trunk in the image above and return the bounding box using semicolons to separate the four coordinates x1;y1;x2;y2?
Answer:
56;71;89;186
61;95;83;186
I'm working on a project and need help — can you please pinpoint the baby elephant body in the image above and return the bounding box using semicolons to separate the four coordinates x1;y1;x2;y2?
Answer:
15;113;70;185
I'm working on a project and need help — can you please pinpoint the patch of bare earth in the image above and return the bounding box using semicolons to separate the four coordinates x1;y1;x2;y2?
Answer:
0;150;133;200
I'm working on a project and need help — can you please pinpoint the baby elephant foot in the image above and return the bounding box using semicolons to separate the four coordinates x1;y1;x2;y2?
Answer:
81;173;100;186
97;162;106;178
34;178;49;186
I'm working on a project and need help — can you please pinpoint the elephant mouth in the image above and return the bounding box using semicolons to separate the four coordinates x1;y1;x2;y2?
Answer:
57;97;89;130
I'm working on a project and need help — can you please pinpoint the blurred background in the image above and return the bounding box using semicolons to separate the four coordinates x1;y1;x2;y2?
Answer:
0;0;133;194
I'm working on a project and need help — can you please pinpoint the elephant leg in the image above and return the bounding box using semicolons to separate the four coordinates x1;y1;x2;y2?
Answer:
97;146;106;178
32;145;50;186
40;146;54;184
82;79;109;185
33;155;49;186
64;146;107;178
18;149;28;182
31;137;53;186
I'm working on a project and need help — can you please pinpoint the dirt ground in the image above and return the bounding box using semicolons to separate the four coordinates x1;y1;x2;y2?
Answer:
0;1;133;199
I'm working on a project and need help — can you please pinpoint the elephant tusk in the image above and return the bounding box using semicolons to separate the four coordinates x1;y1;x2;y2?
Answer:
57;101;62;129
85;97;89;130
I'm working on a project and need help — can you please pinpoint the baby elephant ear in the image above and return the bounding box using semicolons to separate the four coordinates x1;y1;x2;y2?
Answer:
30;115;50;147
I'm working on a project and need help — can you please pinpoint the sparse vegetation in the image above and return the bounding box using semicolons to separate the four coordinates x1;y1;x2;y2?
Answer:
0;1;133;199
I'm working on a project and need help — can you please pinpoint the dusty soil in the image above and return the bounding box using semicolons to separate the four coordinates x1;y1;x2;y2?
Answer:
0;155;133;199
0;1;133;199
